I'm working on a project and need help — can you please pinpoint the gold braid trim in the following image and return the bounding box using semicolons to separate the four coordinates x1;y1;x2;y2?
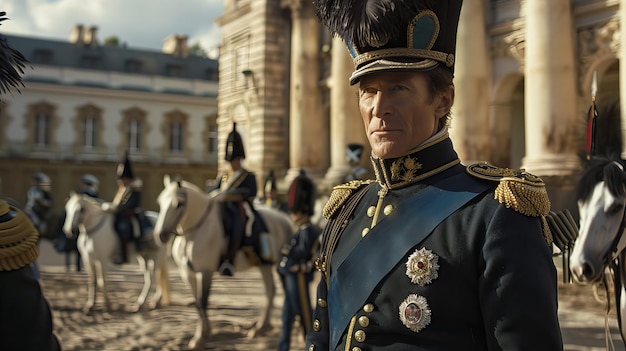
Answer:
494;177;553;246
322;180;374;219
467;163;553;246
0;200;40;271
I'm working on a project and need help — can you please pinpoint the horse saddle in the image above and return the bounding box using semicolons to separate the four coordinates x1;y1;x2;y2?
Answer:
221;203;273;265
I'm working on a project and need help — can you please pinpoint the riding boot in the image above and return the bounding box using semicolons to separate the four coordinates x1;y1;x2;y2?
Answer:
115;242;128;264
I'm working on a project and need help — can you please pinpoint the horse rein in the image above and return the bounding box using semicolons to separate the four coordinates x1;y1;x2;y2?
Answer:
171;189;212;235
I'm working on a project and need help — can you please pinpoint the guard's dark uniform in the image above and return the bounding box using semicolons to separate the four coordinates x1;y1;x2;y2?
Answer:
277;170;321;351
305;133;562;350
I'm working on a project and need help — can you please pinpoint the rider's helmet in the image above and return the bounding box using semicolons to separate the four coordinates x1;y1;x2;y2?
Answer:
33;172;51;188
80;174;100;190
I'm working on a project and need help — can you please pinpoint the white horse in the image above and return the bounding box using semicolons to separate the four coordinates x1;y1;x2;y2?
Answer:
152;175;293;351
570;156;626;346
62;192;171;314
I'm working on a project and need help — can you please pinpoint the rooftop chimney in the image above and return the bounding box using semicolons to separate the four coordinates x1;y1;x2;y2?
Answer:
162;34;189;58
69;24;84;44
83;26;99;46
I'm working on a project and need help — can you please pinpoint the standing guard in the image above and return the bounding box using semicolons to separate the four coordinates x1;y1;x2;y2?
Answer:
261;170;288;213
277;169;321;351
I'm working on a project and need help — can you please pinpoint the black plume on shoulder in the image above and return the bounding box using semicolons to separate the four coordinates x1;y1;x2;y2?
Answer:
314;0;433;46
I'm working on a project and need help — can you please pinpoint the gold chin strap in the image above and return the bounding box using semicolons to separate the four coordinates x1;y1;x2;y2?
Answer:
0;200;40;271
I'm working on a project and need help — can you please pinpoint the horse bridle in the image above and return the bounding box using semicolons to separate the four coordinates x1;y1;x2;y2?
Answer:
169;186;213;235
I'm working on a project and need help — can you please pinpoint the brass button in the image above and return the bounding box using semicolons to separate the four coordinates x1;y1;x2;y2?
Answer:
308;345;315;351
363;303;374;313
318;298;327;308
383;204;394;215
358;315;370;327
352;348;362;351
361;227;370;237
354;330;366;342
313;319;321;331
366;206;376;217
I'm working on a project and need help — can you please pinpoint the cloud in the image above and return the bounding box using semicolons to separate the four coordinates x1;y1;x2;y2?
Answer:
1;0;224;51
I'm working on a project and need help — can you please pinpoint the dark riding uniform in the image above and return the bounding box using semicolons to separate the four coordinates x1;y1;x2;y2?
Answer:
306;0;563;350
111;152;146;264
277;170;321;351
210;123;260;276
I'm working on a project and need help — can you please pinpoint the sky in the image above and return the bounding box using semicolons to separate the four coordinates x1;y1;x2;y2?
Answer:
0;0;224;55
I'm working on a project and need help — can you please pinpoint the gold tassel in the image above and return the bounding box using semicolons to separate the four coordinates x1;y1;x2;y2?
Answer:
322;180;373;219
495;178;553;246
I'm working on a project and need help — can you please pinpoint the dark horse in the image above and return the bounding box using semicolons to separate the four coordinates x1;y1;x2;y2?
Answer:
40;211;82;272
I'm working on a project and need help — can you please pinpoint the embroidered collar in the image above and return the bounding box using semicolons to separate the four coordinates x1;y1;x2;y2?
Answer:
370;132;460;189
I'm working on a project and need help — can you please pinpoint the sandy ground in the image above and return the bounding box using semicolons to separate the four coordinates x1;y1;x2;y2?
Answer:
34;239;626;351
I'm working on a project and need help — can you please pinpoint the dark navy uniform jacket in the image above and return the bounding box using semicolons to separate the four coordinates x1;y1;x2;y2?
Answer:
209;169;258;204
0;265;61;351
305;133;563;350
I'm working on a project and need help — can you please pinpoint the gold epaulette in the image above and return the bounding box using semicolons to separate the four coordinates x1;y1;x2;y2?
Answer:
322;180;375;219
466;162;553;246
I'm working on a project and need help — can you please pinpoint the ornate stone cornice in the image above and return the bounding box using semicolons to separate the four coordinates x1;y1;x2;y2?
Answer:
492;31;525;70
577;19;620;89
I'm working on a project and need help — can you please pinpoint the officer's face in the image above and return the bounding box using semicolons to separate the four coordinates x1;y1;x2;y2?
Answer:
358;71;454;159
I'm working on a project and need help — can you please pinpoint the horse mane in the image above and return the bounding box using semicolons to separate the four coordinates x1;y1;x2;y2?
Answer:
576;154;626;203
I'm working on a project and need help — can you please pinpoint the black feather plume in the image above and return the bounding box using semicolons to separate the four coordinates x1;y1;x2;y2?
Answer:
314;0;433;46
0;12;29;95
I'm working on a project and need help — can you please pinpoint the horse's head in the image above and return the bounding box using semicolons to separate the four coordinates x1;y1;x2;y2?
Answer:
63;192;84;239
571;157;626;283
154;175;194;243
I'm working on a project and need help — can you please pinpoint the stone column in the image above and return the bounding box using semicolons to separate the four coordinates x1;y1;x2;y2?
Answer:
323;36;363;188
522;0;579;176
451;0;490;164
286;0;326;182
621;0;626;158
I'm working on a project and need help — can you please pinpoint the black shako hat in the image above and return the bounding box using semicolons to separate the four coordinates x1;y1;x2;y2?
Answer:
287;169;316;216
314;0;463;85
116;150;134;179
225;122;246;161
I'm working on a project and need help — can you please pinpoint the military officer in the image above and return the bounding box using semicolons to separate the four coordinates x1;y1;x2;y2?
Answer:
0;199;62;351
306;0;563;350
208;123;258;276
103;152;144;264
277;169;321;351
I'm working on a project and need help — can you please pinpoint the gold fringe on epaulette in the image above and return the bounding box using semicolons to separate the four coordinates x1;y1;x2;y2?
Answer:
495;178;553;246
0;200;40;271
322;180;373;219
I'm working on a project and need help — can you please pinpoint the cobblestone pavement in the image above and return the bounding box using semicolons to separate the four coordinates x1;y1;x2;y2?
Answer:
35;241;626;351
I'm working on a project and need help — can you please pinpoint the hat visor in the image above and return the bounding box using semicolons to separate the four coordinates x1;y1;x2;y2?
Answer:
349;59;440;85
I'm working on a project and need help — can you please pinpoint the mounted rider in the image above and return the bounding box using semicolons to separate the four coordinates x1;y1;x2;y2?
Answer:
208;122;260;276
24;172;53;235
78;174;99;198
103;152;146;264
